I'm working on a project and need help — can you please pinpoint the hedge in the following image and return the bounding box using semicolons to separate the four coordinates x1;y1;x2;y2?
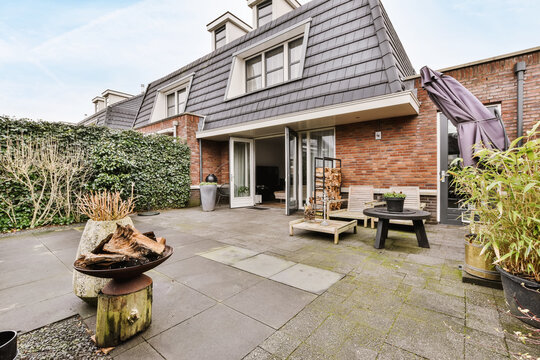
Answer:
0;117;191;232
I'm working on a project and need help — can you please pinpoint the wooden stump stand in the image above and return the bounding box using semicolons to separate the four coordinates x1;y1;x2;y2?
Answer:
96;274;153;348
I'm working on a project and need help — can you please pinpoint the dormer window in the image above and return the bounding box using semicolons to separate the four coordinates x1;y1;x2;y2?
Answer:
257;0;272;27
214;26;226;49
166;87;187;117
225;18;311;100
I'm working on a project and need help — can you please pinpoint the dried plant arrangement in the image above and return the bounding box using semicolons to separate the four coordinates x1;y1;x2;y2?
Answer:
78;190;135;221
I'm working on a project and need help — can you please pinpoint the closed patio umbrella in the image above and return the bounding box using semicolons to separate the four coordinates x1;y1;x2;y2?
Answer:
420;66;509;166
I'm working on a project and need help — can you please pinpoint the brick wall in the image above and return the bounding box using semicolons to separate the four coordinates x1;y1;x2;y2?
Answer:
201;140;229;183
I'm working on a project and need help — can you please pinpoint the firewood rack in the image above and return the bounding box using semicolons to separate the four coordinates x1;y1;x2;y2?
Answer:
313;157;342;218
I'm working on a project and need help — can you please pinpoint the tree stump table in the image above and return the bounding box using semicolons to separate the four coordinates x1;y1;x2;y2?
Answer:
363;208;431;249
96;275;153;348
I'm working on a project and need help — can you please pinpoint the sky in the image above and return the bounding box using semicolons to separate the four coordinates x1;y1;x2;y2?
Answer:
0;0;539;123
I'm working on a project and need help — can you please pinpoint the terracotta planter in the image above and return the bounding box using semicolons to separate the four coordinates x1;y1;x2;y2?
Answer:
497;266;540;328
464;236;500;281
72;217;134;305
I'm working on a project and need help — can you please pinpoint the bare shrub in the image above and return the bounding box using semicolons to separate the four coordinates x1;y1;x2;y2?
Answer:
78;190;135;221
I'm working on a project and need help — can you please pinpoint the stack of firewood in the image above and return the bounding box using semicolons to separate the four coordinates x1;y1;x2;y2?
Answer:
75;224;166;269
315;167;342;211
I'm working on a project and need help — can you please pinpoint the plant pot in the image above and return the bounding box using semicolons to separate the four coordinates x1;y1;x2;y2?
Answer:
497;266;540;328
73;217;134;305
0;330;17;360
464;236;500;281
385;197;404;212
200;184;217;212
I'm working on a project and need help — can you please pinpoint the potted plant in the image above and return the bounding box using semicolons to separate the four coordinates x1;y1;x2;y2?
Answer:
452;121;540;327
449;167;500;281
238;186;250;197
73;190;135;305
383;192;406;212
200;182;218;211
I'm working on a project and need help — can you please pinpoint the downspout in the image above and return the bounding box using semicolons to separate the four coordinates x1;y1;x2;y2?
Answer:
172;120;178;138
514;61;526;145
198;116;206;184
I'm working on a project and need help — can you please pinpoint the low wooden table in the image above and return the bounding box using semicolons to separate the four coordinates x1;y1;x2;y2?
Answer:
363;208;431;249
289;219;357;244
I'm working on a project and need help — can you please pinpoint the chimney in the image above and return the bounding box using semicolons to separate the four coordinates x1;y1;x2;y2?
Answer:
92;97;105;113
206;12;252;51
247;0;300;29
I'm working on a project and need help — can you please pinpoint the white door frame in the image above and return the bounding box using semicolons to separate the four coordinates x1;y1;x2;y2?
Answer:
229;137;255;208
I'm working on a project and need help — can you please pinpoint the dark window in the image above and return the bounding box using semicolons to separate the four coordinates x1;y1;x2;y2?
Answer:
246;55;263;92
215;25;226;48
177;88;187;113
257;0;272;27
167;93;175;117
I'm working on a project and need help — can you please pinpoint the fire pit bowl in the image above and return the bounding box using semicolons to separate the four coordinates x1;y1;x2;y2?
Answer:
73;245;173;281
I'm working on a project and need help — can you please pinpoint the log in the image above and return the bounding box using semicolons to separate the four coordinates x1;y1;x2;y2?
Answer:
103;224;165;258
96;275;153;347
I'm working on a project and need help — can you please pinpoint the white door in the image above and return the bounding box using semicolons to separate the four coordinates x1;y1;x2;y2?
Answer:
285;127;299;215
229;137;255;208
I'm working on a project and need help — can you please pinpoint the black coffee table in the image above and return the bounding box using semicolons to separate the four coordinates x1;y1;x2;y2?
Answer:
363;208;431;249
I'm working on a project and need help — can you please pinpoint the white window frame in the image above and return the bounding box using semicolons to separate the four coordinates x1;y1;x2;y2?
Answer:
214;25;226;49
149;73;194;123
224;18;311;100
257;0;272;27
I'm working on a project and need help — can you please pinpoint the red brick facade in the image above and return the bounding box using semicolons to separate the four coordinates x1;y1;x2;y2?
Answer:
337;50;540;192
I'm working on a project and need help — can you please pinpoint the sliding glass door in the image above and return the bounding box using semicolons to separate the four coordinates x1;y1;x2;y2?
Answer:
285;127;298;215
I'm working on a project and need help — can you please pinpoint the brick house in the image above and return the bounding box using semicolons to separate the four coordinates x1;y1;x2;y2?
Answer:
84;0;540;224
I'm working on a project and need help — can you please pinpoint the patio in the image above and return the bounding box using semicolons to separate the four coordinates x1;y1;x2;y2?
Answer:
0;206;538;359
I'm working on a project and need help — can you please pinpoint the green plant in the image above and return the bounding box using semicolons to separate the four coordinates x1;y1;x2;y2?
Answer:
200;182;217;185
238;186;249;195
383;192;406;199
0;117;191;232
449;121;540;282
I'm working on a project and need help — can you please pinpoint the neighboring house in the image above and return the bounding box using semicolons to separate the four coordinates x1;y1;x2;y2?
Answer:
79;90;143;130
87;0;540;225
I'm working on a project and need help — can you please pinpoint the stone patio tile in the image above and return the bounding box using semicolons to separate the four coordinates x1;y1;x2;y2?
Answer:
113;341;165;360
465;288;498;308
386;305;465;360
465;303;503;336
463;327;507;355
347;306;397;334
464;343;509;360
326;276;357;297
505;338;540;359
148;304;273;360
376;343;425;359
35;229;82;251
0;273;72;313
335;339;378;360
224;279;316;329
260;330;303;359
269;264;343;294
200;245;259;265
51;246;78;270
0;253;72;290
166;239;226;263
153;230;208;248
304;315;357;354
347;283;405;317
156;256;263;301
426;278;465;298
280;306;329;341
405;287;465;319
243;347;279;360
288;342;334;360
233;254;295;278
142;274;216;339
0;292;90;332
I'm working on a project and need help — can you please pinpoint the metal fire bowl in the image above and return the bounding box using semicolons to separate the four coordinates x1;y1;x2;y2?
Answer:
73;245;173;281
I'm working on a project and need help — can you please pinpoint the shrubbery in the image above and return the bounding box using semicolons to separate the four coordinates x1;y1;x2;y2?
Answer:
0;117;191;232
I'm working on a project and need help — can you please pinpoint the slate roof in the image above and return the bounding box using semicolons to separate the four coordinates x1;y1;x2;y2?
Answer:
80;94;143;129
133;0;415;131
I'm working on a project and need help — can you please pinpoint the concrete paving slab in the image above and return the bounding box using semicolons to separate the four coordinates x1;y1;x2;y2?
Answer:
36;229;82;251
0;254;72;290
113;341;165;360
148;304;273;360
224;279;316;329
269;264;343;294
156;256;263;301
199;245;258;265
166;239;226;263
233;253;295;278
142;274;216;339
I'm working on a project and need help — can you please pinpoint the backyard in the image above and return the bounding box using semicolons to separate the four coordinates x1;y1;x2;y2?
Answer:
1;206;538;360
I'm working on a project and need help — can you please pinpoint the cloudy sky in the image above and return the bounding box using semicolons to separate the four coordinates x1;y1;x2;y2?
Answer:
0;0;538;123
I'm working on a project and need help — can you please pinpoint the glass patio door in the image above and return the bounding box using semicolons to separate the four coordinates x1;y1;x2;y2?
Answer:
229;137;255;208
285;127;298;215
439;114;463;225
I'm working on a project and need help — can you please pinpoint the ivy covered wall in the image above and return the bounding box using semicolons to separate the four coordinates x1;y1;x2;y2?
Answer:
0;117;191;232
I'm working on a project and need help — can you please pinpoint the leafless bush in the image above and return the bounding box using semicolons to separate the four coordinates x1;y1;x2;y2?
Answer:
78;189;135;221
0;136;90;228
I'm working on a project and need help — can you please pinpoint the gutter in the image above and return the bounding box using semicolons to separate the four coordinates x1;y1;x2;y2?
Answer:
514;61;526;146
